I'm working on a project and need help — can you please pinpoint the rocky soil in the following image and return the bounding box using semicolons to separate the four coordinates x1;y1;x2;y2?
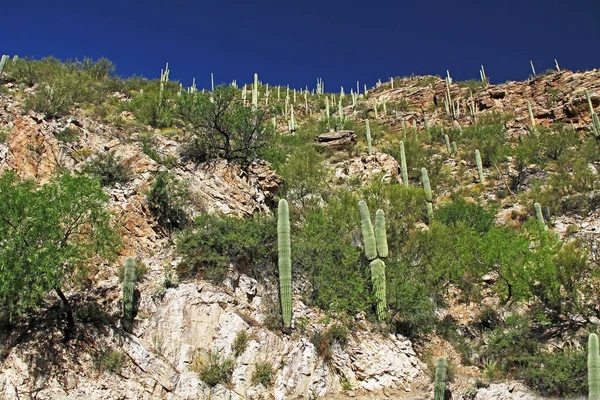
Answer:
2;68;600;399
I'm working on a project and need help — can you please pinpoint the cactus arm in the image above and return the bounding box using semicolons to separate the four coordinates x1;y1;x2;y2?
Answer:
375;209;388;258
358;200;377;261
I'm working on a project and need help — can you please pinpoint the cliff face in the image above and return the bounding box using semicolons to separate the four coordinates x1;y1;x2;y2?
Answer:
1;66;598;399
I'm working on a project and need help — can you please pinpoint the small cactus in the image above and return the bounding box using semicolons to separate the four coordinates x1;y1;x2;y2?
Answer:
122;257;137;333
590;333;600;400
278;199;292;328
475;149;484;184
434;357;448;400
399;141;409;187
366;119;372;155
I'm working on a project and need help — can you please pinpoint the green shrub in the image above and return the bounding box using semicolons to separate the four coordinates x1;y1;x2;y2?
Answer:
94;349;127;374
83;151;133;186
24;79;73;118
76;302;109;325
251;361;274;387
435;197;496;233
146;171;190;232
191;350;235;387
232;330;250;357
520;346;586;397
54;127;79;142
176;212;276;282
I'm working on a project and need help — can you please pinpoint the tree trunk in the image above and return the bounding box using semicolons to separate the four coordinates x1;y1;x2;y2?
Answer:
55;287;75;341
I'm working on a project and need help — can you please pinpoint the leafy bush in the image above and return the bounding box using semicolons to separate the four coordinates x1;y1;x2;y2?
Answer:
83;151;133;186
191;350;235;387
311;324;349;361
76;302;109;325
251;361;275;387
146;171;190;233
176;212;276;282
24;78;74;118
94;349;127;374
435;197;496;233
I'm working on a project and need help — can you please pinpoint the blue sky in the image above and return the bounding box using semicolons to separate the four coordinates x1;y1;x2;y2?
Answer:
3;0;600;91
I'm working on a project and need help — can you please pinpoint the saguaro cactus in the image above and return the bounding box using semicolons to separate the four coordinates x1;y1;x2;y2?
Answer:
444;134;451;155
366;119;372;155
122;257;137;333
358;201;388;321
434;357;448;400
278;199;292;328
399;141;409;187
451;141;458;157
0;55;8;76
421;168;433;221
475;149;484;184
534;202;545;229
590;333;600;400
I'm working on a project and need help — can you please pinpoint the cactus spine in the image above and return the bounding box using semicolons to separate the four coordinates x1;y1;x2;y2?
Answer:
366;119;372;155
421;168;433;221
534;202;545;229
0;55;8;76
399;141;409;187
122;257;136;333
590;333;600;400
278;199;292;328
433;357;448;400
358;201;388;321
475;149;484;184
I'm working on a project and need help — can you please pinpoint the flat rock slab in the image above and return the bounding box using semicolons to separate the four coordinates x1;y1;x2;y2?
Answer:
316;130;356;149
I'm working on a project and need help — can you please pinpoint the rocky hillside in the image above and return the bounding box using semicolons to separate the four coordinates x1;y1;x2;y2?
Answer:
0;57;599;399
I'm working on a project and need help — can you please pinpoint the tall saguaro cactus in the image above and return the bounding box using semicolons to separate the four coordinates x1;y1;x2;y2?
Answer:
0;55;9;76
122;257;137;333
399;141;409;187
366;119;372;155
358;201;388;321
475;149;484;184
434;357;448;400
590;333;600;400
278;199;292;328
421;168;433;222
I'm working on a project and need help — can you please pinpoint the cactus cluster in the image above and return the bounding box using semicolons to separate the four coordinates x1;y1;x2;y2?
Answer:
358;201;388;321
122;257;137;333
278;199;292;328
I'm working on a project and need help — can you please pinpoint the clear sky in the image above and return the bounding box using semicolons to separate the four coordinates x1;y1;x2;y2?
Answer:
3;0;600;91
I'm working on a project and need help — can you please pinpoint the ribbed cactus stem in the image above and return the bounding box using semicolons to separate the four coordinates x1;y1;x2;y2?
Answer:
399;141;409;187
530;60;536;77
586;90;600;139
277;199;292;328
375;209;388;258
122;257;136;333
555;59;560;72
252;73;258;109
421;168;432;203
325;96;330;119
527;101;536;127
588;333;600;400
289;105;296;133
444;134;451;155
369;259;387;321
358;200;377;261
534;202;545;229
434;357;448;400
451;141;458;157
211;72;214;92
366;120;372;155
421;167;433;222
0;55;8;76
475;149;484;184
